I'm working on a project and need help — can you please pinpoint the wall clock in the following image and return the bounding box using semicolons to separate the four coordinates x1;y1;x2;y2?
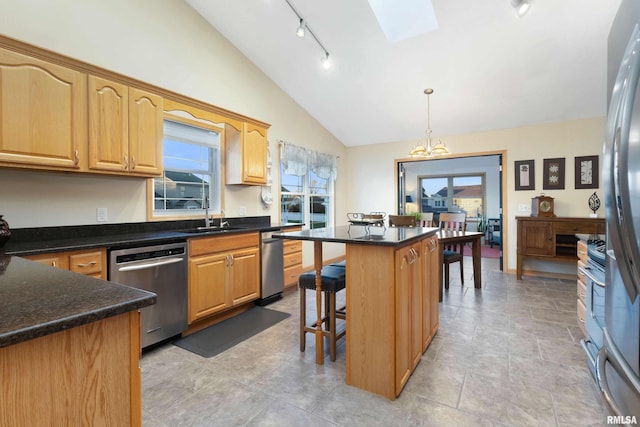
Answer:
531;195;555;217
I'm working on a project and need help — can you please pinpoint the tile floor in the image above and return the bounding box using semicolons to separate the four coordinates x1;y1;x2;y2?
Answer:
141;257;609;426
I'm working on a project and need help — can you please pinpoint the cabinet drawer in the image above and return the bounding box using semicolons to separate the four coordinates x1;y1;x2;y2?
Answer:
24;253;68;270
283;251;302;268
577;241;588;262
577;278;587;305
554;222;600;235
577;260;587;284
283;240;302;256
284;264;303;286
189;232;259;257
69;251;104;276
577;299;588;338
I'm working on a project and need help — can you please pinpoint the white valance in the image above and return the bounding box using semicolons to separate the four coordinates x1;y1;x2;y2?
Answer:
280;141;337;180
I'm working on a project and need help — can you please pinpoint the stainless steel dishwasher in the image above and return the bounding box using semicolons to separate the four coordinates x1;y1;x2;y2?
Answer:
256;230;284;306
109;241;188;348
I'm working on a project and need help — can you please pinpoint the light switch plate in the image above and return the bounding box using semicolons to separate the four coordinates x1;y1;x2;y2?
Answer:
96;207;108;222
239;206;247;216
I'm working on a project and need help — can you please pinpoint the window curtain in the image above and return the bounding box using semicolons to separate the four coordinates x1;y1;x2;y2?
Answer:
280;141;337;180
281;142;308;176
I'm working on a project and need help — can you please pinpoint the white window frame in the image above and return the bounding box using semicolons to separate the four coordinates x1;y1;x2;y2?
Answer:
151;115;223;219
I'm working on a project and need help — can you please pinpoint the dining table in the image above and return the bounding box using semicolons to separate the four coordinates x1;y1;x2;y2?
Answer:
436;229;484;301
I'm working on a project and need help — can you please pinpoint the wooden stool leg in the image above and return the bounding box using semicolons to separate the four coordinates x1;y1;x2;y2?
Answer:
445;264;450;289
460;258;464;284
299;287;306;352
329;292;337;362
324;291;331;332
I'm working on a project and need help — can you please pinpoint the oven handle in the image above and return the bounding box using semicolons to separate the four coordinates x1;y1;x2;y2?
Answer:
117;257;184;272
596;327;640;417
579;265;605;288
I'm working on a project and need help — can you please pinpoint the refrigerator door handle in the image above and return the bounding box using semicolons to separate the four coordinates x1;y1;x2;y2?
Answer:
597;328;640;417
607;24;640;301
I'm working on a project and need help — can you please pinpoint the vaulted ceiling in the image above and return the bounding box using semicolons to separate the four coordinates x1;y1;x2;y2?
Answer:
186;0;621;147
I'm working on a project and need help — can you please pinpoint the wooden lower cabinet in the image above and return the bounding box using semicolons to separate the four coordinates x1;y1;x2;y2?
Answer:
188;233;260;323
24;248;106;279
0;311;142;426
422;234;440;351
346;233;438;399
283;227;303;288
516;216;605;279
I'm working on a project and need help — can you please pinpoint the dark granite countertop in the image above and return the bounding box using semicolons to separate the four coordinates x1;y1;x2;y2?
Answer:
0;254;156;349
2;217;301;256
273;225;439;246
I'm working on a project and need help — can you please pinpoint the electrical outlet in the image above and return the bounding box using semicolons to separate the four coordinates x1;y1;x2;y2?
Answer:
96;207;108;222
518;203;531;212
239;206;247;216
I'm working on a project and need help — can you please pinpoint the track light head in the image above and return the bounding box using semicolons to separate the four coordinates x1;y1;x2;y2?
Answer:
321;52;331;70
511;0;531;17
296;19;306;38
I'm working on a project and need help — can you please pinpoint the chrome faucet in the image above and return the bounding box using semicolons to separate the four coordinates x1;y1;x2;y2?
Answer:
204;196;212;228
219;208;229;228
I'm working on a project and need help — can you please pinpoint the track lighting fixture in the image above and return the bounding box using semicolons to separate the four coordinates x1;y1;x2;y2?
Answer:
284;0;332;70
296;19;306;38
511;0;531;17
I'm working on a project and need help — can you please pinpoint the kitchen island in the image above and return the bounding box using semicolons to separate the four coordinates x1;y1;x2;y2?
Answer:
274;225;440;400
0;254;156;426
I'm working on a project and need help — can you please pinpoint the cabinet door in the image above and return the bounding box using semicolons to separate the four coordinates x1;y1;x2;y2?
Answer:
422;235;439;351
230;247;260;305
188;253;229;322
394;244;421;393
88;76;129;172
0;48;85;170
128;88;163;176
242;124;267;184
519;220;553;255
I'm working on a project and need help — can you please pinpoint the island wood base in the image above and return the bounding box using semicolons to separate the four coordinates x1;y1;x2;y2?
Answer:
345;233;439;400
0;312;142;426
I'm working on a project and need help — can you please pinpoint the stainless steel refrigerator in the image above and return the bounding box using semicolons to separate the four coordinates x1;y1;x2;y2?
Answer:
601;0;640;417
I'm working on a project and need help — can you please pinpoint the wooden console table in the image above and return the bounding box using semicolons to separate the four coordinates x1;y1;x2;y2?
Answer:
516;216;605;280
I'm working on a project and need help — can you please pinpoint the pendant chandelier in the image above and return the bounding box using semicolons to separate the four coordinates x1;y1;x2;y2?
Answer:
409;88;449;157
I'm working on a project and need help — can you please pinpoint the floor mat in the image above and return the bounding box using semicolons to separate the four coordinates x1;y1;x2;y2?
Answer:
173;306;291;358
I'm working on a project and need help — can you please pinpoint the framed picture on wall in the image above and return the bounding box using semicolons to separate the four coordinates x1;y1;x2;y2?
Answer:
543;158;565;190
575;155;599;189
515;160;535;191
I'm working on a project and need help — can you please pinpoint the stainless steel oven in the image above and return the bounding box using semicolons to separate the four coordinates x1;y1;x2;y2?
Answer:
580;244;606;378
109;241;188;348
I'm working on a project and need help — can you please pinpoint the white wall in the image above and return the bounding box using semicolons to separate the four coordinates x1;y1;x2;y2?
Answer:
346;117;606;274
0;0;348;265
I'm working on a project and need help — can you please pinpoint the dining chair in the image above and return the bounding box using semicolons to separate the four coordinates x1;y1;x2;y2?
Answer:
439;212;467;289
419;212;435;227
388;215;417;227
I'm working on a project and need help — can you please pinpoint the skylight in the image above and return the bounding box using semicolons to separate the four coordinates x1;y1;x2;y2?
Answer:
367;0;438;43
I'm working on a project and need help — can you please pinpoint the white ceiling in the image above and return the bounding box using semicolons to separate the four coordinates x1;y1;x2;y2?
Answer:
186;0;621;147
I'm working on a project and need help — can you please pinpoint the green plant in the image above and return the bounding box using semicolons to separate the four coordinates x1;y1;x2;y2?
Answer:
410;211;423;224
476;215;488;233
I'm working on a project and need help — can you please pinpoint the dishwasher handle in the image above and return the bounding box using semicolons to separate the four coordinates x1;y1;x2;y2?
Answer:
117;257;184;272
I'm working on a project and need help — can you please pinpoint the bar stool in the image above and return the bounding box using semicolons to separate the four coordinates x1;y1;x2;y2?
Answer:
298;265;346;361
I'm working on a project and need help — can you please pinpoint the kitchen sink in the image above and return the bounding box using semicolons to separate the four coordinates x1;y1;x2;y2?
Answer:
181;226;248;234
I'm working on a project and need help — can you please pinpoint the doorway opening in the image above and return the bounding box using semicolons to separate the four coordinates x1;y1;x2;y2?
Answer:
396;153;504;270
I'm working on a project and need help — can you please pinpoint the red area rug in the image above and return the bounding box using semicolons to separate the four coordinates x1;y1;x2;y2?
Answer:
463;244;500;259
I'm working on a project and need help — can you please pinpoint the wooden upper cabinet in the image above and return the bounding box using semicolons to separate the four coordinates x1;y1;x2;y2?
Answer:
242;124;268;184
88;77;162;176
226;122;268;185
0;48;86;170
88;76;129;172
128;88;163;176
